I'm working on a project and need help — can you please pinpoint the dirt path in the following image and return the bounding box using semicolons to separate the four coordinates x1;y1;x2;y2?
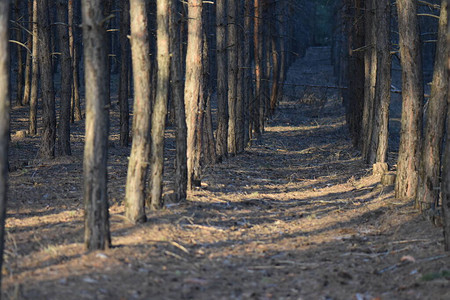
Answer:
3;47;449;300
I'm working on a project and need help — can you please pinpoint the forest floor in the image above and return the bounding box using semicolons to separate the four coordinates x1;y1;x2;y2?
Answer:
2;47;449;300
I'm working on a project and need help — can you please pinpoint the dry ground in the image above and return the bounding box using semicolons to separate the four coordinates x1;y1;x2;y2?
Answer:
2;47;449;299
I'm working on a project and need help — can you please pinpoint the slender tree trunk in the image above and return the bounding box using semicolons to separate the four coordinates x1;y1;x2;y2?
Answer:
227;0;238;155
215;0;228;160
395;0;424;199
102;0;112;105
37;0;56;158
244;0;253;145
184;0;203;189
236;2;245;153
362;0;376;163
57;0;73;156
169;0;187;202
148;0;170;210
253;0;262;137
125;0;152;223
118;0;130;147
29;0;38;135
69;0;82;122
0;0;11;289
82;0;111;250
369;0;391;164
22;0;32;106
15;0;24;107
417;1;448;211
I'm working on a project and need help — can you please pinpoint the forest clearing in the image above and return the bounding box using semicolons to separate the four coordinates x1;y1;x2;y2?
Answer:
2;47;449;299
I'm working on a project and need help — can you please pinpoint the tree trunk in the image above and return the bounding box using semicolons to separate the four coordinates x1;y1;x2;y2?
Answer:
29;0;38;135
57;0;73;156
15;0;24;107
417;1;448;211
125;0;152;223
395;0;424;200
236;2;245;153
184;0;203;189
369;0;391;164
69;0;82;122
269;1;280;116
227;0;238;155
82;0;111;250
118;0;130;147
243;0;253;145
169;0;187;202
148;0;170;210
37;0;56;158
22;0;32;106
253;0;263;138
215;0;228;160
0;0;10;288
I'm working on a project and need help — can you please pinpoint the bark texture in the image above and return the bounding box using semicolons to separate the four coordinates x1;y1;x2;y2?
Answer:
118;0;130;147
82;0;111;250
29;0;38;135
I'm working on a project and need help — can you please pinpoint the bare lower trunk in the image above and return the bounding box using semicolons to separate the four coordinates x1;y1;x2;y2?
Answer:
125;0;152;223
227;0;238;155
253;0;262;137
395;0;424;200
417;1;448;211
22;0;32;106
82;0;111;250
69;0;82;122
148;0;170;210
37;0;56;158
169;0;187;202
215;0;228;160
243;0;253;145
29;0;38;135
0;0;11;288
57;0;73;156
184;0;203;189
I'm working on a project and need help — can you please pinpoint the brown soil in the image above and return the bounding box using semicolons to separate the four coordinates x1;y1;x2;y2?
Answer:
2;47;449;300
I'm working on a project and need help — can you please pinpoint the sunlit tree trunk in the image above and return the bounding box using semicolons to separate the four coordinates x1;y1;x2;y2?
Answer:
184;0;203;189
29;0;38;135
148;0;170;210
169;0;187;202
69;0;82;122
37;0;56;158
57;0;73;156
82;0;111;250
22;0;32;106
227;0;238;155
118;0;130;147
0;0;10;288
253;0;263;137
215;0;228;160
395;0;424;199
417;1;448;211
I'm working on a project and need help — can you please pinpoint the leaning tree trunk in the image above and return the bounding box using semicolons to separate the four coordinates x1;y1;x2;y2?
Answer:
395;0;424;200
37;0;56;158
148;0;170;210
57;0;73;156
0;0;10;289
29;0;39;135
169;0;187;202
184;0;203;189
118;0;130;147
417;1;448;212
215;0;228;160
124;0;152;223
82;0;111;250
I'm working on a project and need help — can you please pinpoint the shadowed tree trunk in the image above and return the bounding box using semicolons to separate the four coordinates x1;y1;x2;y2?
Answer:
14;0;24;107
82;0;111;250
215;0;228;160
69;0;82;122
125;0;152;223
253;0;263;138
57;0;73;156
29;0;38;135
269;0;280;116
118;0;130;147
227;0;238;155
395;0;424;199
22;0;32;106
244;0;253;145
148;0;170;210
369;0;391;164
0;0;10;289
184;0;203;189
37;0;56;158
417;1;448;212
169;0;187;202
236;2;245;153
